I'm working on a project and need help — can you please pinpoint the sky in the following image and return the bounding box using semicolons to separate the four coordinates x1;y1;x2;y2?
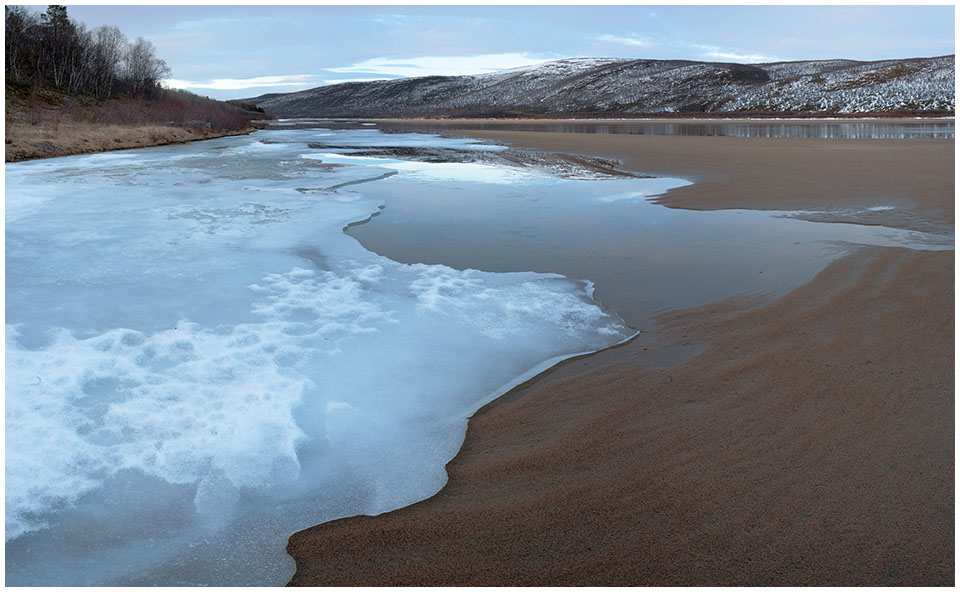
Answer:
54;3;957;101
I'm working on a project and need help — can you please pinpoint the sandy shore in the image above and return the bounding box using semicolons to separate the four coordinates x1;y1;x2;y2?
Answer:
287;123;954;586
375;120;954;233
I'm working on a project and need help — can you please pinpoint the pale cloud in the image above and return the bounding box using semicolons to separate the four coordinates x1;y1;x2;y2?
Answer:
163;74;319;91
322;78;394;85
694;44;778;64
703;50;778;63
172;17;249;31
371;14;408;25
597;34;655;48
328;53;551;78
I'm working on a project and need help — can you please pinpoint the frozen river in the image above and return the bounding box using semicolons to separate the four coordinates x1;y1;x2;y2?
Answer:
5;126;953;585
6;130;634;585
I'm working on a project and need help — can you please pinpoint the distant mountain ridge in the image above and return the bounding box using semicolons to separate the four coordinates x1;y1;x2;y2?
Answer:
246;55;955;118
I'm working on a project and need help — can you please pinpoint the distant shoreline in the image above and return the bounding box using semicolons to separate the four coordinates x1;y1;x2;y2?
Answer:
362;115;956;125
365;113;955;120
278;115;955;124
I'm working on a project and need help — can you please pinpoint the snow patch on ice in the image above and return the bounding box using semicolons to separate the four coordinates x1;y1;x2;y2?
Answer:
5;128;632;585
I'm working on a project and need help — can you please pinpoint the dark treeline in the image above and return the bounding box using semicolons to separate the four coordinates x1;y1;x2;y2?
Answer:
6;4;171;99
6;4;264;144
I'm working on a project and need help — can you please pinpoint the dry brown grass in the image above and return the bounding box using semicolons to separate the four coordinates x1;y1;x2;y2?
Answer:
5;118;254;161
5;84;260;162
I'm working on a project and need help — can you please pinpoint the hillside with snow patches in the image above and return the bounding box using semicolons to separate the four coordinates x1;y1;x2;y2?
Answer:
248;55;955;118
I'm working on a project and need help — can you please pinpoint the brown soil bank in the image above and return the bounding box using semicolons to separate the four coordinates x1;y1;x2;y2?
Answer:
287;126;954;586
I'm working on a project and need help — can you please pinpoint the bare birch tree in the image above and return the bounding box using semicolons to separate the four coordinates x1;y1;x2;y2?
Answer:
124;37;170;97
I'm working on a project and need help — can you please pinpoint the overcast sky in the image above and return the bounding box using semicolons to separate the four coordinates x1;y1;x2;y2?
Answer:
59;3;956;101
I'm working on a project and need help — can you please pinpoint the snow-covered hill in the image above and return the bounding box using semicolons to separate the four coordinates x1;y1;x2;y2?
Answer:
247;55;955;117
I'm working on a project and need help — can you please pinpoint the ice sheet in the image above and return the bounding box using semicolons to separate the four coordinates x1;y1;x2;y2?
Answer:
5;129;630;585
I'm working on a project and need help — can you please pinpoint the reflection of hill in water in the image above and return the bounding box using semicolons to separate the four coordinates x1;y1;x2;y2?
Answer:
370;119;956;140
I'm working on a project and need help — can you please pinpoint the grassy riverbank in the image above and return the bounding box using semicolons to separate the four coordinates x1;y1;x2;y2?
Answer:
5;84;264;162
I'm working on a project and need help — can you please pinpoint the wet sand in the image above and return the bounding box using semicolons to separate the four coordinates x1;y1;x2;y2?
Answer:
419;122;954;233
286;123;954;586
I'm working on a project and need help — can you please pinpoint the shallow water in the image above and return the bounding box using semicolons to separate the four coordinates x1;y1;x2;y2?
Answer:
4;126;953;586
338;151;952;329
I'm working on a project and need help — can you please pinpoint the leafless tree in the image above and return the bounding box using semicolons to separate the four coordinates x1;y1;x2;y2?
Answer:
38;5;80;89
124;37;170;97
7;5;172;100
5;5;38;84
89;25;126;98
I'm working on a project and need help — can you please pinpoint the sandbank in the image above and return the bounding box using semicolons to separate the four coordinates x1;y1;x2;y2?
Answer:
286;122;954;586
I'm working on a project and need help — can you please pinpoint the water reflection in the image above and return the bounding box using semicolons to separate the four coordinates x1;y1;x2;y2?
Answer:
273;119;955;140
342;157;952;330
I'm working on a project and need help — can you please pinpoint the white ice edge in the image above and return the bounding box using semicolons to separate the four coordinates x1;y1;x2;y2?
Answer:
461;328;639;420
371;327;639;521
